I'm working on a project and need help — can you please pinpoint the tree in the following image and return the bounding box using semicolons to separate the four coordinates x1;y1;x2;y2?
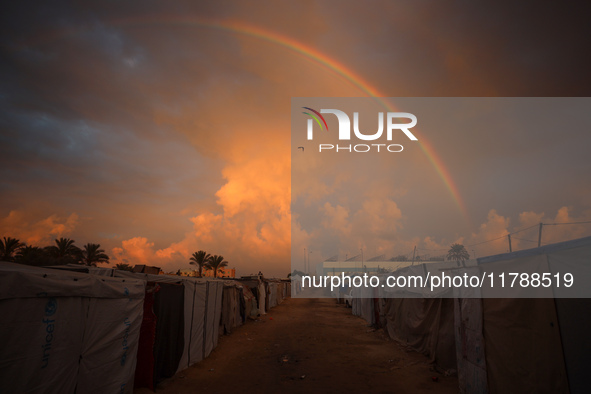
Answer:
81;243;109;266
447;243;470;265
189;250;211;277
205;255;228;278
15;245;49;266
0;236;25;262
114;263;134;272
45;237;82;264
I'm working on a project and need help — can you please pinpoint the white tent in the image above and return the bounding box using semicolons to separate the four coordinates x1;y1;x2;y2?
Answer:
111;272;224;373
0;262;145;393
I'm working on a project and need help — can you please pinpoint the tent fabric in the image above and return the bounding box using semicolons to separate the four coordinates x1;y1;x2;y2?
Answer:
221;283;242;335
267;281;277;309
291;275;302;296
351;286;377;325
153;282;185;384
454;298;488;394
0;263;291;392
134;289;157;390
257;281;266;314
240;284;258;320
0;296;87;393
187;281;207;366
482;298;569;394
112;272;204;374
0;262;145;300
75;297;144;393
0;262;145;394
553;298;591;394
382;297;456;372
204;280;223;358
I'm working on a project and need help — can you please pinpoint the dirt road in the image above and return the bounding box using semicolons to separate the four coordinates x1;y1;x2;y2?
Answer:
136;298;458;393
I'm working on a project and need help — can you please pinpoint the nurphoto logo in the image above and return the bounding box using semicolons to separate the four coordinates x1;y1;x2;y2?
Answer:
302;107;418;153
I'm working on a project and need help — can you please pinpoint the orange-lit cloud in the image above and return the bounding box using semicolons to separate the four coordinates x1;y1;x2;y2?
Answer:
0;210;79;246
2;2;590;277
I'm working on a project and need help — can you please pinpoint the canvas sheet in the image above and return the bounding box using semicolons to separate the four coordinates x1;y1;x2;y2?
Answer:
204;280;223;358
0;263;145;393
482;298;569;394
383;297;456;371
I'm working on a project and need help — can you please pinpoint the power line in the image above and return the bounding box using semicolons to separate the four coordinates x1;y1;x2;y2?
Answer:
466;233;508;247
512;236;536;243
510;224;539;235
544;220;591;226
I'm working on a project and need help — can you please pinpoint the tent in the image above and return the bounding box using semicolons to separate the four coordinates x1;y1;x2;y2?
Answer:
453;236;591;393
221;281;243;335
112;272;223;386
0;262;145;393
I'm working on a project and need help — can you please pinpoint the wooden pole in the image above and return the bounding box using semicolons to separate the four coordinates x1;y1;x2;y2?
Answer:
508;234;512;252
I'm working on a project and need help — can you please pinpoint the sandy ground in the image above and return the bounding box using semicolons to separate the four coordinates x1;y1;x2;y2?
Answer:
136;297;458;394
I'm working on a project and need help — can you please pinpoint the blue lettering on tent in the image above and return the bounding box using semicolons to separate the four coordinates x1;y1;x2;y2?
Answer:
41;298;57;368
121;317;131;365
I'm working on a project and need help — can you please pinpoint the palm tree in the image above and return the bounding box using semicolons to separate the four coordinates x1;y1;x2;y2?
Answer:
447;243;470;265
81;243;110;266
189;250;211;277
15;246;48;266
45;237;82;264
205;255;228;278
0;236;25;262
114;263;134;271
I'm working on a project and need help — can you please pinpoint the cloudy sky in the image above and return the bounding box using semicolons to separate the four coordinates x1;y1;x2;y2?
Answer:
1;1;590;276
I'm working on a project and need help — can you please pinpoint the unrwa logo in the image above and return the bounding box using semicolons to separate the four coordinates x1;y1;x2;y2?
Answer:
302;107;418;142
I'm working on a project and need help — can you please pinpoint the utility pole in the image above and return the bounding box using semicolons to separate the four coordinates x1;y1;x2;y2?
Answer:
538;223;543;247
508;234;512;252
303;247;307;273
360;248;364;273
411;246;416;265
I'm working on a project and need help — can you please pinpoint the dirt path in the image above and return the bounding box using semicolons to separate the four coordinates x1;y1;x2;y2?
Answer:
136;298;458;393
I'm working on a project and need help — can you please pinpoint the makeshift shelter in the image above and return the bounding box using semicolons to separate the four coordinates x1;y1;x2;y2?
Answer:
348;261;462;373
112;272;223;387
0;262;145;393
454;236;591;394
238;278;267;315
221;281;243;335
240;283;259;320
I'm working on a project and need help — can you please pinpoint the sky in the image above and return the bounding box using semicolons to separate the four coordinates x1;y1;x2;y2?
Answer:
1;1;590;277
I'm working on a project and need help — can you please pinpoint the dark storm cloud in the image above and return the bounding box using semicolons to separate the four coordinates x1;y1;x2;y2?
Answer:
320;1;591;96
1;1;590;275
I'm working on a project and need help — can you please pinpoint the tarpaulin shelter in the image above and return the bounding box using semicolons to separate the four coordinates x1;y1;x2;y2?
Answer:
0;262;145;393
265;279;289;310
453;236;591;394
238;278;267;315
240;283;259;320
349;261;463;373
112;272;223;387
221;281;243;335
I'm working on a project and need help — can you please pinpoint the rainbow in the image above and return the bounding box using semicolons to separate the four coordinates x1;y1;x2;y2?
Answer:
13;15;470;226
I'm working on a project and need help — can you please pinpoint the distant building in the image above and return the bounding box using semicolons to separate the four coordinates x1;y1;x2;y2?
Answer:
178;269;196;277
132;264;162;275
203;267;236;278
312;253;449;276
